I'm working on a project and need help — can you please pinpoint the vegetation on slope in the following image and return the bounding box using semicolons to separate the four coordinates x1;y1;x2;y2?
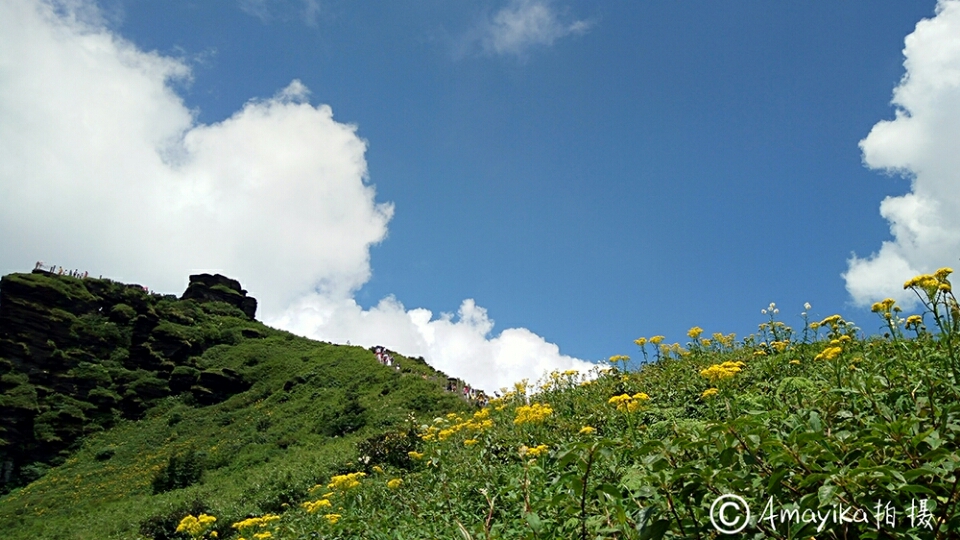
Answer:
2;268;960;539
0;271;470;539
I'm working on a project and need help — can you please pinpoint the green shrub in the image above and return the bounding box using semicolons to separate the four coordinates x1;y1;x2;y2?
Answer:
151;450;206;494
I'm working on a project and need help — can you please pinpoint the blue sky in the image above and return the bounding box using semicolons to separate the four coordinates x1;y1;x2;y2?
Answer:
2;0;959;390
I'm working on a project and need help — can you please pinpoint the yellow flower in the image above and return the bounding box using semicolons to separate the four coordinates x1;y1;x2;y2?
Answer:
176;514;217;536
819;315;842;327
906;314;923;329
935;267;953;280
524;444;549;458
634;337;647;346
687;326;703;339
372;465;384;474
701;388;719;399
464;439;478;446
301;498;333;513
327;472;366;491
578;426;596;435
387;478;403;489
514;403;553;424
408;451;424;460
608;393;648;412
253;532;272;540
233;515;281;530
699;361;745;383
814;346;843;361
608;393;631;406
649;335;665;345
324;514;342;525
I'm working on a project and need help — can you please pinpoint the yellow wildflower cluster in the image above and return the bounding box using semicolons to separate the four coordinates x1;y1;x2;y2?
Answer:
233;515;280;532
701;387;719;399
905;314;924;330
699;361;745;384
650;335;665;345
578;426;596;435
327;471;366;491
408;451;424;460
301;498;333;513
712;332;737;349
541;369;585;390
177;514;217;538
659;342;687;358
514;402;554;424
634;337;647;346
608;355;630;369
871;297;899;318
819;314;843;328
387;478;403;489
607;392;650;412
325;514;342;525
814;336;850;361
520;444;549;458
464;438;479;446
817;347;842;361
422;408;494;441
904;268;952;292
771;340;789;353
688;326;703;339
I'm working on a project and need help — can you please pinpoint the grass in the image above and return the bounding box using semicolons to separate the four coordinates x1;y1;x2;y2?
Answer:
2;269;959;538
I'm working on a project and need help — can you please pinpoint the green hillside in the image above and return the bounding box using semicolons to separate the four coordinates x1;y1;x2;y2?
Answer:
0;270;469;539
2;268;960;538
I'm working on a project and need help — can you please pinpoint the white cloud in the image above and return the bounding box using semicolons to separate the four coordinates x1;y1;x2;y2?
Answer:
269;295;594;392
0;0;589;392
844;0;960;307
238;0;271;22
473;0;591;57
238;0;321;26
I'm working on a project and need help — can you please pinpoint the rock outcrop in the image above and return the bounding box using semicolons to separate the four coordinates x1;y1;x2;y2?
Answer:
181;273;257;319
0;271;257;492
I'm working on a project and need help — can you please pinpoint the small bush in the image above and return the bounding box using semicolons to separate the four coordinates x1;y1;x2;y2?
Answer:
151;450;205;494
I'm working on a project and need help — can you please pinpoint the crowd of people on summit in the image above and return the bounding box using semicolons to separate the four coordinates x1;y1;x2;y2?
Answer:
35;261;91;279
34;261;154;293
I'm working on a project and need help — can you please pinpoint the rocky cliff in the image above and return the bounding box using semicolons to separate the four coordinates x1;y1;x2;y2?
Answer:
0;271;258;491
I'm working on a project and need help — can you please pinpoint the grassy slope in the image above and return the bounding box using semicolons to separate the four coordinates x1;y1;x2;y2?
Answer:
141;311;957;539
3;272;960;539
0;326;469;539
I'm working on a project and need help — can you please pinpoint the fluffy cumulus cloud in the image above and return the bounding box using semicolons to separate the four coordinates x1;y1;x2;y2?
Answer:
0;0;589;391
272;295;593;392
844;0;960;307
474;0;591;57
